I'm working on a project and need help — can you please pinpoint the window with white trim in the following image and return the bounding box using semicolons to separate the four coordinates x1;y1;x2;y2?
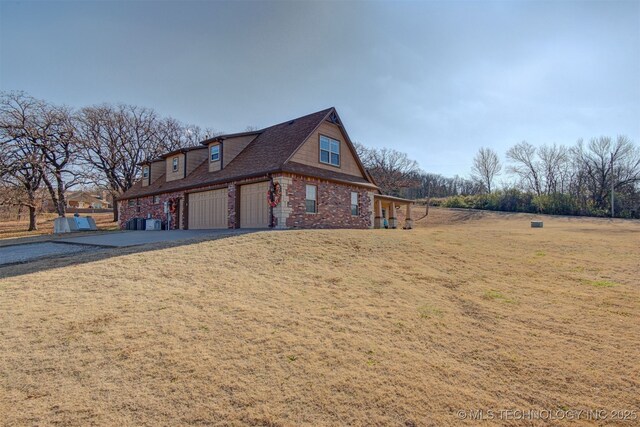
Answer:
143;166;149;179
351;192;359;216
319;135;340;167
153;195;160;204
172;157;179;172
210;144;220;162
305;184;317;213
128;199;135;207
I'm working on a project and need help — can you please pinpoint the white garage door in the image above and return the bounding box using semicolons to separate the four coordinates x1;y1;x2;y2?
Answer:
188;188;227;229
240;181;270;228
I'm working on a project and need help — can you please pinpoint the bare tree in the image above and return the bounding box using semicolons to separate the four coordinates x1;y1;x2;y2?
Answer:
471;147;502;193
74;105;153;221
74;104;217;221
0;92;82;217
574;136;640;210
357;144;421;195
156;118;217;152
506;141;543;196
0;93;46;230
536;143;570;194
37;104;81;216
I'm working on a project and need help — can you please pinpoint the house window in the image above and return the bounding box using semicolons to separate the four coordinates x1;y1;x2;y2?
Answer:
153;195;160;204
305;184;317;213
351;192;359;216
210;145;220;162
143;166;149;179
319;135;340;167
128;199;135;207
172;157;179;172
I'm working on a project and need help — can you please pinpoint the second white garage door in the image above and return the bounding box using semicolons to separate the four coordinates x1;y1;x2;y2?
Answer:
240;181;270;228
188;188;227;229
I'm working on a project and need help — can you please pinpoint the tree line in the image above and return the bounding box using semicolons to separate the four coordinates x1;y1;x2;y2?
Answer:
358;136;640;218
0;91;217;230
355;143;484;199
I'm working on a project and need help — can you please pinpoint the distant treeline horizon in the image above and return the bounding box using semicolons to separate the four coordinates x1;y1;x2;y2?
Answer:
357;137;640;219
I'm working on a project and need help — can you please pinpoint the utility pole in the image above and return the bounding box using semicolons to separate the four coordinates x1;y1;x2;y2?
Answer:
611;152;615;218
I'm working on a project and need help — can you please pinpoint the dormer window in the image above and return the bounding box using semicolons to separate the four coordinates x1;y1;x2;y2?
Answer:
320;135;340;167
210;145;220;162
172;157;179;172
143;166;149;179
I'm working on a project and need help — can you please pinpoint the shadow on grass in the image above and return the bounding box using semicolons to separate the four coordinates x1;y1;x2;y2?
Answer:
0;230;262;281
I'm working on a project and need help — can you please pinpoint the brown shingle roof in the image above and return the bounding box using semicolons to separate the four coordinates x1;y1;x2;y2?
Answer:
281;162;377;189
119;108;377;200
200;130;263;145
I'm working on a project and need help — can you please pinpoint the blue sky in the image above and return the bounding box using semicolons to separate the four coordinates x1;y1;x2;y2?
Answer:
1;0;638;176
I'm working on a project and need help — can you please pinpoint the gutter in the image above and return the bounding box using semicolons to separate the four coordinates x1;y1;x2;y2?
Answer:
117;167;379;201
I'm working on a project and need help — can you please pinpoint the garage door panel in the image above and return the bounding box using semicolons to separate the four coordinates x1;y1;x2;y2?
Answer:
188;188;227;229
240;181;270;228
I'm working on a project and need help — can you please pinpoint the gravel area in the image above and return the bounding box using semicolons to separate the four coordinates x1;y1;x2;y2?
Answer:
0;242;92;266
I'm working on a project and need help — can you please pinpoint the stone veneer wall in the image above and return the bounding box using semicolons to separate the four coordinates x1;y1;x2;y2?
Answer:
284;175;372;229
119;191;185;230
227;184;237;229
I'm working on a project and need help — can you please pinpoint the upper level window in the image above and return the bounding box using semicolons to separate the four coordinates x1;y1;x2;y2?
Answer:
128;199;135;207
320;135;340;167
172;157;179;172
143;166;149;179
153;195;160;204
305;184;317;213
351;192;359;216
210;145;220;162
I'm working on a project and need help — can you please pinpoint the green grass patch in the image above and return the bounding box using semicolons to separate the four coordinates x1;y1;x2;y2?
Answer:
483;289;516;303
534;250;546;257
582;279;619;288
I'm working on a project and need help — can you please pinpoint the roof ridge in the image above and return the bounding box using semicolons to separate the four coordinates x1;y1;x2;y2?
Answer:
221;107;334;172
261;106;334;130
198;107;334;147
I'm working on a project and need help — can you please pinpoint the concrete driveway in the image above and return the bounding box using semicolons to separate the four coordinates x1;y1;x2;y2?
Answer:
0;229;261;267
54;229;259;248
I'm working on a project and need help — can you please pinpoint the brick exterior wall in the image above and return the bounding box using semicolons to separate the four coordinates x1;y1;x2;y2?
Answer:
119;191;185;230
120;174;375;230
284;175;372;229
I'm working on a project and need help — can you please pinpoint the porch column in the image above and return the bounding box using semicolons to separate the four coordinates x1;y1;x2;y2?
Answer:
389;202;397;229
404;203;413;229
374;199;383;229
272;176;293;229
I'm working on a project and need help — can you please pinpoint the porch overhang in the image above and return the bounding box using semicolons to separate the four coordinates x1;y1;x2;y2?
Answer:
372;194;415;229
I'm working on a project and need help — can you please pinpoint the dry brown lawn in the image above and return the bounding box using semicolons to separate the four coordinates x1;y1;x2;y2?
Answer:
0;212;117;241
0;208;638;426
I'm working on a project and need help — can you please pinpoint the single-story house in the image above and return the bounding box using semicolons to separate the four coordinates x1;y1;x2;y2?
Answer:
118;107;413;230
66;191;112;209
